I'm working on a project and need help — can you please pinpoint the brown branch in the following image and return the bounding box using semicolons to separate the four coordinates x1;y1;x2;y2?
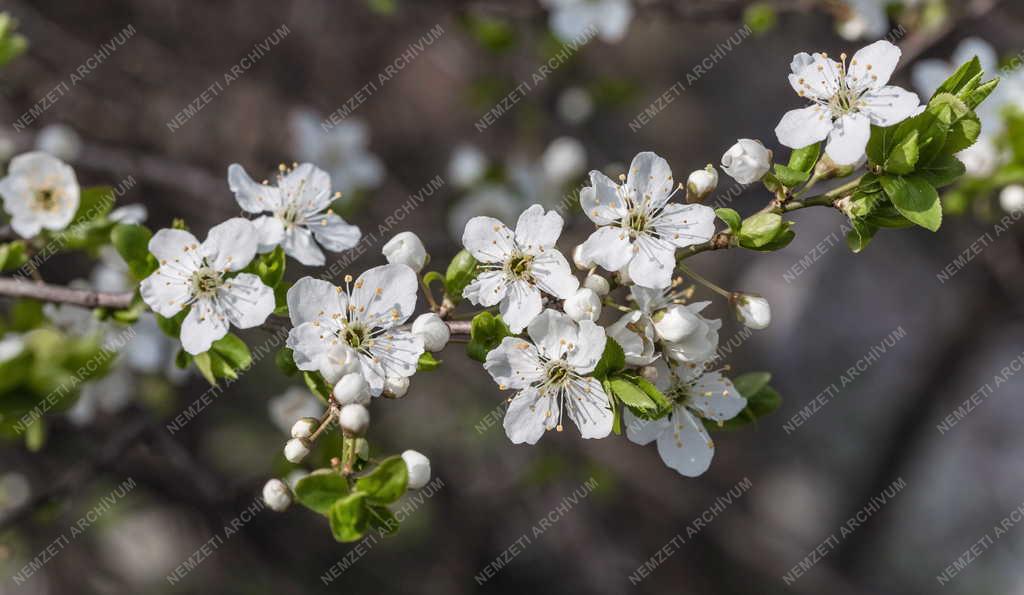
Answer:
0;278;134;309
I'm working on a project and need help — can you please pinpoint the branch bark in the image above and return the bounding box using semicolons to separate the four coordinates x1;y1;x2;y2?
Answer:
0;278;134;309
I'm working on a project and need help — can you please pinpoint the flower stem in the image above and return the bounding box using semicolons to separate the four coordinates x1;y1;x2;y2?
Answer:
677;263;731;299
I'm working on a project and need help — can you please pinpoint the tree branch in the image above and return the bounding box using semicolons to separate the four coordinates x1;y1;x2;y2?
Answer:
0;278;134;309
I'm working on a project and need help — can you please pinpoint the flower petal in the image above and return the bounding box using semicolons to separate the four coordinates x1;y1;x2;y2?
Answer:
624;409;670;445
149;228;201;268
685;371;747;422
514;204;564;251
370;329;424;382
788;52;841;100
350;263;418;329
847;40;901;91
219;273;275;329
527;308;576;360
825;113;871;166
281;163;333;214
775;105;833;150
656;407;715;477
500;280;544;333
860;86;921;127
580;171;627;225
201;218;259;272
462;270;509;308
227;163;283;213
627;235;676;289
252;215;285;253
566;319;606;374
307;213;361;252
653;203;717;249
625;152;674;209
565;377;613;439
484;336;543;390
287;322;331;371
462;216;515;264
180;299;229;355
282;226;326;266
139;269;191;318
286;276;348;326
504;387;556;445
606;310;657;366
579;225;633;272
530;250;579;299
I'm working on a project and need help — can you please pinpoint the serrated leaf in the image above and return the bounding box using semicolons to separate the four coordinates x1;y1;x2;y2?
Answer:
917;154;965;189
944;115;981;155
591;337;625;380
295;472;351;515
933;57;981;99
355;456;408;505
787;142;821;172
880;175;942;232
884;129;919;175
609;378;657;410
773;164;811;187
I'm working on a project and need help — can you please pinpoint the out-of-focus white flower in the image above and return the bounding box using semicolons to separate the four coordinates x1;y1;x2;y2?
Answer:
0;472;31;515
0;333;25;363
108;204;148;225
36;123;82;162
0;134;15;163
447;184;520;241
68;365;134;427
262;478;292;512
289;109;384;194
401;450;431;489
959;138;1000;178
484;309;613;443
836;0;888;41
339;403;370;436
412;313;450;352
382;231;427;272
0;151;79;238
448;144;488;188
140;219;275;355
1000;185;1024;213
541;137;586;185
333;372;371;406
541;0;634;44
268;386;324;434
283;438;311;463
563;288;602;322
733;293;772;330
557;86;595;124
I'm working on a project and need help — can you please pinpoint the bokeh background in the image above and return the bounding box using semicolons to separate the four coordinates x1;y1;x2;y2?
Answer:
1;1;1024;594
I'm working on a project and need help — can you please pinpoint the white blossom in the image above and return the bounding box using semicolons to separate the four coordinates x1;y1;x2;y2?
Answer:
583;273;609;296
721;139;772;184
36;123;82;162
339;403;370;436
661;301;721;364
384;375;410;398
285;265;424;397
411;312;450;352
563;288;601;322
0;151;79;239
382;231;427;272
541;0;633;44
607;310;657;366
139;218;275;355
289;109;384;193
776;40;921;165
462;204;579;332
333;372;371;406
624;359;746;476
401;450;431;489
578;152;716;289
318;343;362;385
290;417;318;439
228;162;361;266
1000;185;1024;214
485;309;613;443
268;386;324;434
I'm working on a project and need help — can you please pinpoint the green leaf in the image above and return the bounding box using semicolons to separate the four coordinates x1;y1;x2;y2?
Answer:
961;77;999;110
944;115;981;155
591;337;626;380
733;372;770;397
933;57;981;99
0;241;27;272
884;129;919;175
154;310;187;338
193;352;217;385
10;299;44;331
72;186;115;226
773;164;811;188
715;208;741;233
110;223;158;280
867;124;899;165
210;333;251;371
355;456;408;505
417;352;441;371
251;246;286;288
24;416;45;452
275;348;298;376
788;142;821;172
329;493;370;542
368;505;399;535
738;212;783;248
295;471;351;515
466;312;510;362
634;377;672;416
303;371;333;402
608;378;656;411
880;175;942;232
709;379;782;431
917;154;965;189
444;249;478;303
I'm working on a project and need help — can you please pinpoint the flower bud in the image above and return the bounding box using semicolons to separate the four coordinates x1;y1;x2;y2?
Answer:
572;244;593;270
333;372;370;406
813;154;856;181
639;365;658;382
733;293;771;330
384;375;410;398
381;231;428;272
319;343;361;385
1000;185;1024;213
563;288;601;322
653;305;700;343
401;449;431;489
355;438;370;460
283;438;310;463
290;417;318;439
339;404;370;436
721;139;772;184
686;165;718;203
583;274;610;296
411;313;450;352
262;478;292;512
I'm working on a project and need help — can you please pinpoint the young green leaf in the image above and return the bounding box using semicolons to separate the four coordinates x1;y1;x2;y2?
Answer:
329;493;370;542
884;129;919;175
715;208;742;233
110;223;158;280
444;249;479;303
738;212;783;248
591;337;626;380
211;333;252;371
608;378;657;410
355;456;408;505
417;352;441;371
880;175;942;232
295;471;352;515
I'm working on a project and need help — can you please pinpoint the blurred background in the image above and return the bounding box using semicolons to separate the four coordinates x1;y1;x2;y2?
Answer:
1;0;1024;593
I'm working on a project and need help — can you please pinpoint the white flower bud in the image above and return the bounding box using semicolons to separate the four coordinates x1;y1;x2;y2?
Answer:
686;165;718;203
721;139;772;185
290;417;318;439
283;438;310;463
411;312;450;352
733;293;772;330
1000;185;1024;213
401;450;431;490
319;343;361;385
639;365;658;382
333;372;370;406
563;288;601;322
384;375;410;398
583;274;610;296
381;231;428;272
262;478;292;512
572;244;593;270
653;305;700;343
339;404;370;437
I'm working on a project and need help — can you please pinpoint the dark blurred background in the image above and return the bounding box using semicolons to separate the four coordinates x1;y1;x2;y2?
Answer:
1;1;1024;594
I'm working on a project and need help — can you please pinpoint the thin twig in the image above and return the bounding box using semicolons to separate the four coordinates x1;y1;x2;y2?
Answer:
0;278;134;309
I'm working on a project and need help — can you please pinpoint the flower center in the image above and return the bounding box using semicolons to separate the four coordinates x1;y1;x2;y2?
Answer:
33;187;60;212
190;267;223;299
626;209;648;235
505;253;534;280
276;203;303;227
344;324;369;350
544;360;572;388
828;86;863;116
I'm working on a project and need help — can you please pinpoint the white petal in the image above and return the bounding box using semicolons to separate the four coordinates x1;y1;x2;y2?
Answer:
825;113;872;166
847;40;901;91
9;214;42;239
281;163;333;213
527;308;576;360
287;322;331;371
566;319;606;374
139;269;191;318
484;336;543;389
350;263;418;329
625;152;674;209
307;213;361;252
656;407;715;477
219;273;275;329
685;372;747;422
580;171;627;225
788;53;841;100
624;409;670;445
462;270;509;308
500;281;543;333
180;299;229;355
607;311;656;366
860;86;921;127
579;225;633;272
653;203;717;249
149;228;201;268
370;329;424;382
514;204;564;251
227;163;283;213
775;105;834;149
358;352;387;397
530;250;579;299
630;286;668;314
201;218;259;272
565;377;613;439
252;216;285;252
627;235;676;290
286;276;348;326
462;216;516;264
282;226;326;266
504;388;556;445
